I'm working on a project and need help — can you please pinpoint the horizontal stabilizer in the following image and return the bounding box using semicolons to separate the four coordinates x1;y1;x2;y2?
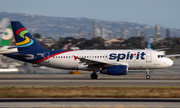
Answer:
12;53;32;57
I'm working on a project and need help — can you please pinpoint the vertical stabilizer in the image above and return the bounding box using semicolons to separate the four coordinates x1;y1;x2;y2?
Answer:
61;44;69;50
11;21;47;52
0;25;14;46
0;18;9;35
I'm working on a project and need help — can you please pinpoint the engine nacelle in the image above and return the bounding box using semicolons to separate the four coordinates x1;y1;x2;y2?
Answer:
101;65;128;75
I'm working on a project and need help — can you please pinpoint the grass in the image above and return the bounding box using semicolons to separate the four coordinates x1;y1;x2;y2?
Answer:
0;86;179;98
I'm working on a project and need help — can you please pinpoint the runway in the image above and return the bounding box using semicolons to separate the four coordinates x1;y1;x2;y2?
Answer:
0;98;179;107
0;79;179;87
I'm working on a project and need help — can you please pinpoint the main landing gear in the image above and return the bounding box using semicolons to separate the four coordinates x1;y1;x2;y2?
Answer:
146;69;150;79
91;70;98;79
91;73;98;79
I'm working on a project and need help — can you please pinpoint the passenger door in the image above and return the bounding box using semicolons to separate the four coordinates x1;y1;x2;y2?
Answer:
146;52;152;62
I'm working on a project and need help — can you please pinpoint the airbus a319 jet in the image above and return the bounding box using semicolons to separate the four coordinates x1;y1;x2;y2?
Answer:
5;21;173;79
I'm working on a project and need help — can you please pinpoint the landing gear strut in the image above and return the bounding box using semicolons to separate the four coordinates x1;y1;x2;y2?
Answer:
146;69;150;79
91;70;98;79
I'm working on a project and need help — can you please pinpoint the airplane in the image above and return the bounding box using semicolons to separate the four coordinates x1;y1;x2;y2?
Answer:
4;21;173;79
61;44;69;50
0;18;9;35
146;33;178;57
0;24;68;54
0;24;18;54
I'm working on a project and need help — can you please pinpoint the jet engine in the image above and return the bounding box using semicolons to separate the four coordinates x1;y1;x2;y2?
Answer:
101;65;128;75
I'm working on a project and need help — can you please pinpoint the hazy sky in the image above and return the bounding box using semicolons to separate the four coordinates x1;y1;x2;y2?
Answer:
0;0;180;29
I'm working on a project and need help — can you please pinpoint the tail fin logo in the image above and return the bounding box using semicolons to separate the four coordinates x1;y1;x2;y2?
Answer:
15;28;34;47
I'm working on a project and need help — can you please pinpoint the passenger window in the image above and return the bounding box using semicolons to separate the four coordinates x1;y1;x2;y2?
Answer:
161;55;163;58
158;55;160;58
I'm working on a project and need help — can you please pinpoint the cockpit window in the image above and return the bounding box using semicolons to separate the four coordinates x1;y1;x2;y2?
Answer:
158;55;166;58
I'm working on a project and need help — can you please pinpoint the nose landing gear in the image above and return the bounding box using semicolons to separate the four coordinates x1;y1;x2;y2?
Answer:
146;75;150;79
146;69;150;79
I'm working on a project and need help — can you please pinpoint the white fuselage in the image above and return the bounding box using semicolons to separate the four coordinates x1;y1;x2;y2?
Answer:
39;49;173;71
0;46;18;54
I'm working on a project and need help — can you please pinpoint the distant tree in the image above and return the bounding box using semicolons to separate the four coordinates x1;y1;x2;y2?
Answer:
33;33;41;39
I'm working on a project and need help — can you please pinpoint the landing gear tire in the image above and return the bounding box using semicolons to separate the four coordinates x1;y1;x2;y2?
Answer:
146;69;150;79
91;73;98;79
146;75;150;79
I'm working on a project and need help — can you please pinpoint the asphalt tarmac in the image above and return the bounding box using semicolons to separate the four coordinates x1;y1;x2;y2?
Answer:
0;98;179;108
0;79;179;87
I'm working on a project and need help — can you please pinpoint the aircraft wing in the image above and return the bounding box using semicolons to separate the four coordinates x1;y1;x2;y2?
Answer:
155;48;169;51
78;57;108;65
73;55;126;68
166;54;180;58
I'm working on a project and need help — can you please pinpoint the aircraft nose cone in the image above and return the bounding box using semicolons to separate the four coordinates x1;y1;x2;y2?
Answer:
168;59;173;66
